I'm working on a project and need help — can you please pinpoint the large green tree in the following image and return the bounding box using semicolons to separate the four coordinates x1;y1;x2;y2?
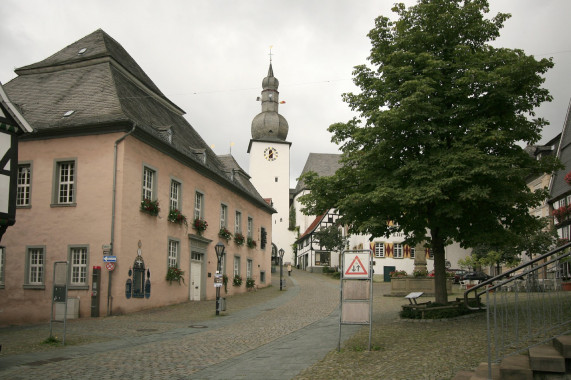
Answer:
299;0;557;304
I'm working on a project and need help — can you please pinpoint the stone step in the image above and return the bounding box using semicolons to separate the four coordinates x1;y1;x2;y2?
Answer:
529;344;566;373
471;362;501;380
499;354;533;380
553;335;571;359
450;370;473;380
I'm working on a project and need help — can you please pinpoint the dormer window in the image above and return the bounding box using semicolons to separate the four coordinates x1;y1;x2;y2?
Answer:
157;126;173;143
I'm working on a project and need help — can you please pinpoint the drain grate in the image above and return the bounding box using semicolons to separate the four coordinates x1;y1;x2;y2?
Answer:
189;325;208;329
135;328;158;332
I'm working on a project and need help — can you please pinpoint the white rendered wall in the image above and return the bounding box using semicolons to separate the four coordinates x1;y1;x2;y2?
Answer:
249;140;296;264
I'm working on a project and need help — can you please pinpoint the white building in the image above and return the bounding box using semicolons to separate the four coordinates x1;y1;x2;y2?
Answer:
248;63;296;265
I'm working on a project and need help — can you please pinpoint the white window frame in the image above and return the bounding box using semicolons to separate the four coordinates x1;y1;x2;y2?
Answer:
142;166;156;201
410;246;415;259
247;217;253;238
220;204;228;228
194;191;204;220
168;239;179;268
235;211;242;234
394;243;403;259
25;246;45;288
374;242;385;258
247;259;252;279
54;160;76;205
234;256;241;276
17;163;31;207
69;246;88;288
170;180;181;211
428;248;434;259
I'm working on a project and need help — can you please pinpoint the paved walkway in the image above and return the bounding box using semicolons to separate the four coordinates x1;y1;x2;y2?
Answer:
0;271;489;379
0;270;362;379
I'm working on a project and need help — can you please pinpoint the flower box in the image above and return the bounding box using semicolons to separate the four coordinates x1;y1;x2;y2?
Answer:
168;209;188;226
390;277;452;296
193;218;208;235
218;227;233;242
140;198;160;216
247;237;257;249
234;233;245;246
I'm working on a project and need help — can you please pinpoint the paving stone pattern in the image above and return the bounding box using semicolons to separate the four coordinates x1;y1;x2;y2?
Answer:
0;271;487;379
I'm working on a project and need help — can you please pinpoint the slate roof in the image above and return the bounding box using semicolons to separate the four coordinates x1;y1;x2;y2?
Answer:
298;212;327;240
293;153;342;194
550;99;571;202
4;29;273;213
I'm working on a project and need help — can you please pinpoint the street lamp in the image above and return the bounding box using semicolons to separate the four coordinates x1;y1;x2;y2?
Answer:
279;248;285;291
214;241;225;315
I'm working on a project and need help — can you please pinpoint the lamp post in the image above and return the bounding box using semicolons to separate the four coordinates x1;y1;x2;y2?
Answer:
214;242;225;315
279;248;285;291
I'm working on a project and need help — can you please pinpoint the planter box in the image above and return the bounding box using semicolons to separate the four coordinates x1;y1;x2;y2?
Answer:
390;277;452;296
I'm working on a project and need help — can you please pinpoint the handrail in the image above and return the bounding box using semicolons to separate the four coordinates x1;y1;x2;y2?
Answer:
464;241;571;310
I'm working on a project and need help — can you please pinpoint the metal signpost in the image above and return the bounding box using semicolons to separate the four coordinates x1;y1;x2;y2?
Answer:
338;249;373;351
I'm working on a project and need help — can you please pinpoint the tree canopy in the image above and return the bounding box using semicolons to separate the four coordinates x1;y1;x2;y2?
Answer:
299;0;557;304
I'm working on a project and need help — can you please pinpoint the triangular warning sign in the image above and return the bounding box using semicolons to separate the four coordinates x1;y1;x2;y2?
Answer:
345;255;368;276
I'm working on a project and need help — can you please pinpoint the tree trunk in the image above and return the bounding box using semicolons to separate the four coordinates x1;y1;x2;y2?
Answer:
431;228;448;304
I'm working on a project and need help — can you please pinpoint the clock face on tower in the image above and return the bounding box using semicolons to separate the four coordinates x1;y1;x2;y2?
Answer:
264;147;278;162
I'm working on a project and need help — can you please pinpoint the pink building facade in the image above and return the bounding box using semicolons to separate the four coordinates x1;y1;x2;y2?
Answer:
0;30;273;325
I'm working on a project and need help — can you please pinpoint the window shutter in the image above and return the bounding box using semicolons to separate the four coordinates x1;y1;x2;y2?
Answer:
385;243;393;258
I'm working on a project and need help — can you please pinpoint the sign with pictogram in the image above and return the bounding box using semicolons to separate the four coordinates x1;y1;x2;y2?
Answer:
343;252;370;279
105;262;115;271
339;250;373;352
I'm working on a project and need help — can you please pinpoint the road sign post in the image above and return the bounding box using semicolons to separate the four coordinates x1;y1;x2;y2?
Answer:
338;249;373;351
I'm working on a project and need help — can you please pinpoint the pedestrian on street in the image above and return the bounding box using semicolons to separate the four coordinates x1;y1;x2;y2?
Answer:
287;263;292;276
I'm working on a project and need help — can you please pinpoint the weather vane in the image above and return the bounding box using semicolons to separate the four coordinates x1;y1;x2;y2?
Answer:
269;45;274;63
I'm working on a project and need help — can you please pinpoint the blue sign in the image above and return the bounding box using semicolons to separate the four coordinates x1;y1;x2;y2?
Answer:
103;255;117;262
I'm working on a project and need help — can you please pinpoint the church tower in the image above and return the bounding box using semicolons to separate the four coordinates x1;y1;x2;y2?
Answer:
248;63;295;265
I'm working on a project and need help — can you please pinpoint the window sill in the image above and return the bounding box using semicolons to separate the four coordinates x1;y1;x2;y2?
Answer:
16;205;32;209
23;284;46;290
69;285;89;291
50;203;77;208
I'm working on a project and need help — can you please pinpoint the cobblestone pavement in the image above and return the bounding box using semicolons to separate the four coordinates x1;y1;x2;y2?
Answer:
0;271;487;379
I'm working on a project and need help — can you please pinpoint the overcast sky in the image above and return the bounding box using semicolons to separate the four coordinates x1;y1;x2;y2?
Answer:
1;0;570;187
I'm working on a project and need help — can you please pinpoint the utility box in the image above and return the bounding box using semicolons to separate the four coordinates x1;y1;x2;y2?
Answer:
55;298;79;320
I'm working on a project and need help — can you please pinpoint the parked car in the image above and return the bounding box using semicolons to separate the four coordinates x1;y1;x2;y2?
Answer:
461;271;491;282
449;269;467;284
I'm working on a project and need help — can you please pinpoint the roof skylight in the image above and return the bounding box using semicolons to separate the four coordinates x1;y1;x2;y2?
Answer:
63;110;75;117
78;48;87;55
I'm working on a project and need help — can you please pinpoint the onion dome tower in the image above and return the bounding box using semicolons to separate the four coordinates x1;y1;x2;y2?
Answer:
251;63;289;141
248;59;295;266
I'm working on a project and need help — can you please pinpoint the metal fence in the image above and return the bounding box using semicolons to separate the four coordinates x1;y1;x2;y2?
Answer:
464;243;571;379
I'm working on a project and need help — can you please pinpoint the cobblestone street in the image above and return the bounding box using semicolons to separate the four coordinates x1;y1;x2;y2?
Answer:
0;270;486;379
